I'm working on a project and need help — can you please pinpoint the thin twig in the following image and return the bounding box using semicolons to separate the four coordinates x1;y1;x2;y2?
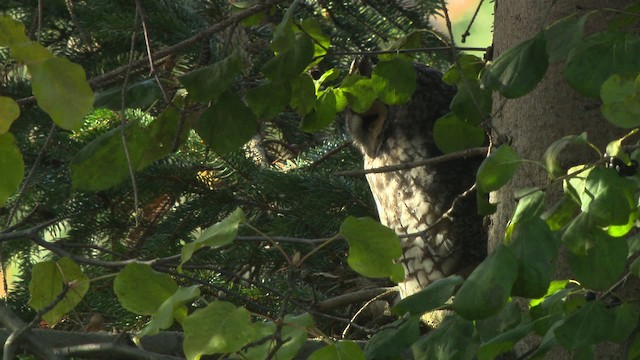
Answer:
334;146;488;176
461;0;485;43
306;140;353;170
330;46;487;57
341;288;397;338
121;10;141;226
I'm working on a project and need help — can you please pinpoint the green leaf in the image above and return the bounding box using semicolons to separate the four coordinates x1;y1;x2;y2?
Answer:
300;89;337;132
364;316;420;359
28;258;89;326
476;190;497;216
0;97;19;134
506;190;545;241
308;341;365;360
442;54;484;85
234;313;313;360
544;13;591;63
562;212;597;255
600;73;640;128
246;80;291;119
477;319;533;360
94;79;167;110
508;218;558;298
71;105;186;191
449;80;492;125
453;245;518;320
606;303;640;343
183;301;254;359
0;133;23;206
180;208;244;269
371;57;417;105
581;167;634;227
482;34;548;98
10;41;52;65
340;74;377;113
340;216;404;282
530;280;570;307
543;195;579;231
563;31;640;98
194;91;257;155
114;263;178;315
392;275;464;316
29;57;94;130
567;232;627;290
0;15;29;47
138;286;201;337
299;18;330;60
270;9;294;52
289;74;316;115
554;301;609;350
476;145;521;193
178;50;242;103
433;113;485;154
543;133;589;178
475;301;522;342
411;315;478;360
262;33;314;81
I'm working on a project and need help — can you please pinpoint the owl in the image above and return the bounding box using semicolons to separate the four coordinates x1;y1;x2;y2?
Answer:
347;61;486;300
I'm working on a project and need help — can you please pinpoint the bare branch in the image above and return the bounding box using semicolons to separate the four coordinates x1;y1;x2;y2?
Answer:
334;147;488;177
0;302;60;360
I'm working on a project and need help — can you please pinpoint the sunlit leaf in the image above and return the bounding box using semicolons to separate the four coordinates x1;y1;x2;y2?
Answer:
29;57;94;130
28;258;89;326
235;313;313;360
340;216;404;282
433;113;485;154
341;74;377;113
138;286;201;337
114;263;178;315
371;57;417;105
442;54;484;85
183;301;254;359
180;208;244;269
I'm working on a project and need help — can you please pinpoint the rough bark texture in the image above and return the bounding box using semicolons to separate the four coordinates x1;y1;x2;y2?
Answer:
490;1;634;358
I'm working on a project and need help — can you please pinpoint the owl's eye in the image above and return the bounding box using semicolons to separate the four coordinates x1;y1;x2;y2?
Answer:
362;113;381;129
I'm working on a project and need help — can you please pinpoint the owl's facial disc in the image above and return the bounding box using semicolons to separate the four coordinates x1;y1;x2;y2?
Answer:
356;100;388;157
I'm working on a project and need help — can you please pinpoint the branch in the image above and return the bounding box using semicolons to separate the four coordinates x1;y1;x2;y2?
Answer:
334;147;488;177
314;287;397;312
0;302;60;360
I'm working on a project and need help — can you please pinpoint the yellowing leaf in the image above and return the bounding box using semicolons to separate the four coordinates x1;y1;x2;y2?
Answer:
29;57;94;130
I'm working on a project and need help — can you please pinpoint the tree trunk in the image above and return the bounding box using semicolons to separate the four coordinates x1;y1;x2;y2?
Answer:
490;0;633;358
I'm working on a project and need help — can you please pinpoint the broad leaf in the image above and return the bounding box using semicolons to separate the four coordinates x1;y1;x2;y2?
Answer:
543;195;580;231
442;54;484;85
114;263;178;315
544;12;591;63
433;113;485;154
600;73;640;128
0;95;19;133
10;41;52;65
0;132;24;206
29;57;94;130
94;79;167;110
392;275;464;316
411;315;478;360
194;91;257;154
482;34;548;98
371;57;417;105
508;218;558;298
543;133;589;178
300;18;330;60
340;216;404;282
475;301;523;342
506;190;545;241
300;89;337;132
178;50;242;103
449;80;492;125
453;245;518;320
235;313;313;360
138;286;201;337
28;258;89;326
246;80;291;119
341;74;377;113
71;105;186;191
554;301;610;349
0;15;29;46
567;232;627;290
364;316;420;359
581;167;634;227
180;208;245;269
183;301;254;359
476;145;521;193
308;341;365;360
262;33;314;81
478;319;533;360
563;31;640;98
289;74;316;115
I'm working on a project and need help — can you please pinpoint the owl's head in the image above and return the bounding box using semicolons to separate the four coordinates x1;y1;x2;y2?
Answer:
346;100;389;157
